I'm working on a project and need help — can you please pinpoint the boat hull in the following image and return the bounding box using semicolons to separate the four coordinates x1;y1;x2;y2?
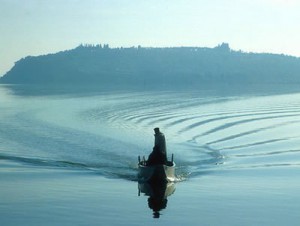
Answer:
138;161;176;183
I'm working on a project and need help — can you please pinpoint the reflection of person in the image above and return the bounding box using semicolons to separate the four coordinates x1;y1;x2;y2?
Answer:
147;182;168;218
138;181;175;219
148;197;167;218
147;128;167;165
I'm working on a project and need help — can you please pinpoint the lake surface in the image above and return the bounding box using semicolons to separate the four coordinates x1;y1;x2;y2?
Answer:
1;84;300;225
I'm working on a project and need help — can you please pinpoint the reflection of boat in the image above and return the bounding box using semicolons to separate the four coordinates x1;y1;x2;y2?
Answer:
138;181;176;198
137;155;176;183
138;181;176;218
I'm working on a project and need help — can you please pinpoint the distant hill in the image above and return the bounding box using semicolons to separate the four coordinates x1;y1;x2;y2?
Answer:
1;43;300;88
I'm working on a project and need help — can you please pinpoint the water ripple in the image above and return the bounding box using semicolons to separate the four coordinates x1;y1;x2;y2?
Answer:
3;88;300;180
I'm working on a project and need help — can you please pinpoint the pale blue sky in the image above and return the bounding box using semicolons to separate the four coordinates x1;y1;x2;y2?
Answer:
1;0;300;76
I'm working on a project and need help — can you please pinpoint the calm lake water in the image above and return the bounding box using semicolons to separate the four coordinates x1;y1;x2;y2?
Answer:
1;84;300;225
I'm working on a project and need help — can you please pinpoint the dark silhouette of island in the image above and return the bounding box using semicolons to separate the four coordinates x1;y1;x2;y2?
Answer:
1;43;300;88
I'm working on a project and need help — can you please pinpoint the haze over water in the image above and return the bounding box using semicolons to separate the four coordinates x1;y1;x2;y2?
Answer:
1;84;300;225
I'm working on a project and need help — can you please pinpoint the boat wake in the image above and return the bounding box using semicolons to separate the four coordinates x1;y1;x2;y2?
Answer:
1;87;300;181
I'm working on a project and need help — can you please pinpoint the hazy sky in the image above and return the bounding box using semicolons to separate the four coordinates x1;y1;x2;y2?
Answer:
1;0;300;76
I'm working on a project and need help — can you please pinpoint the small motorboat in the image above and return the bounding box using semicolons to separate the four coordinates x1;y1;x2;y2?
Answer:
138;154;176;183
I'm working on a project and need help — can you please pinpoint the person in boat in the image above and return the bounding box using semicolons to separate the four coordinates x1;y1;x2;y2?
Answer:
147;128;167;165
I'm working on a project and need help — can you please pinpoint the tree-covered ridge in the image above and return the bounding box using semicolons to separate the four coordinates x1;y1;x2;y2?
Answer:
1;43;300;86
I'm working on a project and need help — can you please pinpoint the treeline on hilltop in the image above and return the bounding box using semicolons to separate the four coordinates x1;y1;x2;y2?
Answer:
1;43;300;87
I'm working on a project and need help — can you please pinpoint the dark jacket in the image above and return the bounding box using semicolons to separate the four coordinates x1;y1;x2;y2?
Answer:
148;132;167;165
154;132;167;156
